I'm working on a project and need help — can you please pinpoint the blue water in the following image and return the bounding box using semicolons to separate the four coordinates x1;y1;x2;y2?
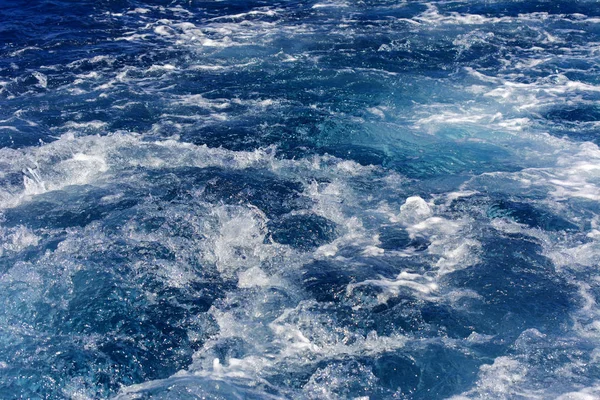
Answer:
2;0;600;398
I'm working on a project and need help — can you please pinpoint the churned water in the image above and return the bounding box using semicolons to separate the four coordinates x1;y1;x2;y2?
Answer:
2;0;600;398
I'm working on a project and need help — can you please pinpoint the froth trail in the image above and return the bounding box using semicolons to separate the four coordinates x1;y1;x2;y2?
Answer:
2;0;600;399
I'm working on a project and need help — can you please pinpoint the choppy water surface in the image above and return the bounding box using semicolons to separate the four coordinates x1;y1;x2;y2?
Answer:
2;0;600;398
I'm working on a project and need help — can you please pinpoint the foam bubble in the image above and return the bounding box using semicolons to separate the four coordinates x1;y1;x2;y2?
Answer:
397;196;433;225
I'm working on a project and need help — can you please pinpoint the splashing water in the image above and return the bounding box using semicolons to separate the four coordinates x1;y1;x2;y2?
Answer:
2;0;600;398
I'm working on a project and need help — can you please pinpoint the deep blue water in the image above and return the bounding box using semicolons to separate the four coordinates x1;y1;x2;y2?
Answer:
2;0;600;398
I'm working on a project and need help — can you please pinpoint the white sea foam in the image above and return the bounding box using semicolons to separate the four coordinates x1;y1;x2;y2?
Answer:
463;140;600;203
111;3;313;53
0;226;39;257
237;267;278;288
449;357;531;400
0;134;278;209
128;8;151;15
201;205;274;278
0;126;19;132
415;4;508;26
207;9;278;21
32;71;47;88
145;64;177;73
397;196;432;225
60;121;108;131
190;301;408;378
6;2;600;398
312;2;350;9
415;5;600;29
556;386;600;400
348;271;439;304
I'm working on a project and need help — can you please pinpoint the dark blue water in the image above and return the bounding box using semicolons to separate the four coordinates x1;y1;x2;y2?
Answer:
2;1;600;398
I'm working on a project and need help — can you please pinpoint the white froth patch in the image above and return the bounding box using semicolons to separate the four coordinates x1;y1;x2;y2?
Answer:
22;152;108;198
490;219;553;248
569;282;600;341
61;120;108;131
9;46;41;57
214;356;271;379
466;84;489;94
361;245;384;256
444;190;478;205
0;134;281;209
204;206;269;277
397;196;432;225
435;239;481;274
258;99;274;107
0;130;387;211
209;9;277;21
238;267;278;288
146;64;177;73
416;6;594;29
111;5;308;51
209;308;253;341
484;74;600;109
128;8;151;14
463;134;600;208
173;94;231;110
453;31;495;51
183;299;409;387
270;318;320;354
196;202;304;281
406;216;458;237
548;241;600;270
415;111;487;128
312;2;349;9
495;117;531;131
334;159;370;175
303;171;395;260
416;4;506;26
405;214;480;275
556;387;600;400
32;71;47;88
0;226;40;256
549;142;600;201
367;107;385;119
412;103;531;137
303;362;377;399
349;271;439;304
449;357;528;399
189;64;226;71
117;33;151;42
99;192;124;204
0;260;44;301
306;180;349;225
151;261;196;289
268;306;407;360
154;25;176;37
314;242;338;257
466;332;495;344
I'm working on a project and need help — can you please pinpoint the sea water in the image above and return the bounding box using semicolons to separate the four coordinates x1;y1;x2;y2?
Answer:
2;0;600;398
